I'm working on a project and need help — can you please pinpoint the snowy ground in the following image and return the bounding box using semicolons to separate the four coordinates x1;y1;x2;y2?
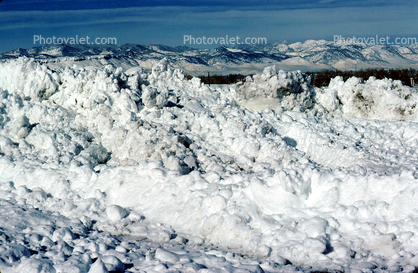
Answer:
0;57;418;272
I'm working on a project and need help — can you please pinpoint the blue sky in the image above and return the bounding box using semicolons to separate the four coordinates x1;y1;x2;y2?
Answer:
0;0;417;53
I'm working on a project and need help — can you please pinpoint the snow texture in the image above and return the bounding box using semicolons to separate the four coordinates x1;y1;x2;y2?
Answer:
0;57;417;272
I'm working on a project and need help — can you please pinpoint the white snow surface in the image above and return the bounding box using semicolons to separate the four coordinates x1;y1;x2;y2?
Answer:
0;58;418;272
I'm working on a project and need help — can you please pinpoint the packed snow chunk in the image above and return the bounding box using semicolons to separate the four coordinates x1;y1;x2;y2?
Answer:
52;227;75;242
155;248;180;264
141;86;168;109
0;57;58;101
106;205;128;222
14;257;56;273
125;66;148;91
101;255;124;271
235;65;313;111
315;76;418;121
1;243;31;262
6;115;30;140
188;236;205;246
88;258;109;273
150;58;169;78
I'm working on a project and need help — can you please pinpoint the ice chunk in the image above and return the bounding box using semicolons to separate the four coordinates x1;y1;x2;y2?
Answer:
88;259;109;273
106;205;128;222
155;248;180;264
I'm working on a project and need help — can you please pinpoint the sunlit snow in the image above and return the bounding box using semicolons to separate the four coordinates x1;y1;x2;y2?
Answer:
0;57;418;272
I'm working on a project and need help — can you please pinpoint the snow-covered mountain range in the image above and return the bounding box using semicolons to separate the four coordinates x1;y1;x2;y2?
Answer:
2;39;418;74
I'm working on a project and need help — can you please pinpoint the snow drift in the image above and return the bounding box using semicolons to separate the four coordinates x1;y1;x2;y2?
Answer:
236;65;418;121
316;76;418;121
0;58;418;272
235;66;313;112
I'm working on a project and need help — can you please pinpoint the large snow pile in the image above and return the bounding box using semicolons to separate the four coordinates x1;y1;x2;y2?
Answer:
236;65;418;121
0;58;418;272
235;66;313;112
316;76;418;121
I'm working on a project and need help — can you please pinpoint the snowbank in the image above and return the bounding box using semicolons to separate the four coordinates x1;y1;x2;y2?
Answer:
0;58;418;272
235;65;313;112
235;65;418;122
316;76;418;121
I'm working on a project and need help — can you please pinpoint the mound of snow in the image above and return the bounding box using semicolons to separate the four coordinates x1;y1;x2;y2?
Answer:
0;57;215;174
1;58;418;272
315;76;418;121
235;65;418;122
0;57;59;101
235;65;313;112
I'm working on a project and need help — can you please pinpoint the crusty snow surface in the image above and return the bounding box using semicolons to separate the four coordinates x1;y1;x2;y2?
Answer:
0;57;418;272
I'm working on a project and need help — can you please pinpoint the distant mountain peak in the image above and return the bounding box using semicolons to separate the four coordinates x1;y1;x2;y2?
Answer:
2;40;418;74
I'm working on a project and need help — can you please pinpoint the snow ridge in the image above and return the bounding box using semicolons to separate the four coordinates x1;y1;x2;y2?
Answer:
0;58;418;272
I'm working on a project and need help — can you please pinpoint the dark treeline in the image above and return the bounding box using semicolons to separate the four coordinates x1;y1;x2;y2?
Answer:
306;68;418;87
187;68;418;87
185;73;249;85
